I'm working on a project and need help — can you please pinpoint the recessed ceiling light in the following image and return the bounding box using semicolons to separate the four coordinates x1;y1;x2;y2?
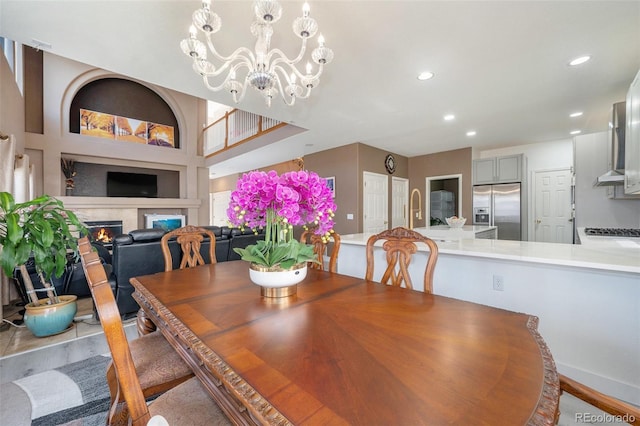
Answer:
444;114;455;121
569;56;591;66
570;130;581;135
417;71;435;81
570;112;583;118
466;131;476;137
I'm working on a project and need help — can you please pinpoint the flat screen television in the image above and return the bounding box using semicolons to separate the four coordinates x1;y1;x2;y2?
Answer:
107;171;158;198
145;214;185;231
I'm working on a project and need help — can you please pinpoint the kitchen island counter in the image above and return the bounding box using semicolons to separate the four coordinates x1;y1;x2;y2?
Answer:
412;225;497;240
341;232;640;274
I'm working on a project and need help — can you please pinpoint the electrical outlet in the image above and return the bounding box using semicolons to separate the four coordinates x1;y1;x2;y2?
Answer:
493;275;504;291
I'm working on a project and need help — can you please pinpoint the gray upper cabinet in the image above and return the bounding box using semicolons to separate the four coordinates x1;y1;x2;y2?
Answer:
473;154;523;184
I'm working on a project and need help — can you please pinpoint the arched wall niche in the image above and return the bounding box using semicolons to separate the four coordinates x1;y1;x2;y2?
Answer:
67;76;180;147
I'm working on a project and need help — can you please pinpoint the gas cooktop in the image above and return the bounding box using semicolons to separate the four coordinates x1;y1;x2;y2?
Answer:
584;228;640;237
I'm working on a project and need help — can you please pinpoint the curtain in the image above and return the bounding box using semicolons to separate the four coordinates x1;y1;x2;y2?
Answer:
0;135;16;308
0;134;15;194
13;153;31;203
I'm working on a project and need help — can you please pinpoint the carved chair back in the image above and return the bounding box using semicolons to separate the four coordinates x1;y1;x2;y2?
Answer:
299;228;341;273
161;225;216;272
365;227;439;293
78;236;152;426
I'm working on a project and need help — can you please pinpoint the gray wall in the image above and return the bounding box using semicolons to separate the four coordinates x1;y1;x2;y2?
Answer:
71;162;179;198
574;132;640;228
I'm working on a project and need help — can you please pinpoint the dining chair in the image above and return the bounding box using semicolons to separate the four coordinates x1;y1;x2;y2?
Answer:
365;227;439;293
559;374;640;425
78;237;231;426
160;225;216;271
299;228;341;272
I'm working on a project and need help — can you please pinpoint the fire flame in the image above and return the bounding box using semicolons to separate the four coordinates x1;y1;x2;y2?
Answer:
96;228;111;243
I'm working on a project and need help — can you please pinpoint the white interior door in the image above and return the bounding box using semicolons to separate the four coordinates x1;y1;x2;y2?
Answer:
363;171;388;233
392;177;409;228
210;190;231;226
533;169;573;243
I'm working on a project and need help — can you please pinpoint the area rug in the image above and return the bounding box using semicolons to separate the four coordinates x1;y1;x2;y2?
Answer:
0;355;111;426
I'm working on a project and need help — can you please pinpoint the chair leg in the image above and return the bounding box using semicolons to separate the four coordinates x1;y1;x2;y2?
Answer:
106;361;130;426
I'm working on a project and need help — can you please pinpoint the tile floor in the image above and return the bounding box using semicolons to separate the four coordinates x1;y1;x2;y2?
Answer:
0;298;632;425
0;297;137;383
1;297;100;357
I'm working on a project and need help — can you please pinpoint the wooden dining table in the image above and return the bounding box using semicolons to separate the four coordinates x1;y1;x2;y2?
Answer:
130;260;559;426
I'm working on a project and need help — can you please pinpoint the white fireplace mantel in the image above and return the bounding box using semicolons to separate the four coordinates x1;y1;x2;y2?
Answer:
58;196;202;233
58;196;201;209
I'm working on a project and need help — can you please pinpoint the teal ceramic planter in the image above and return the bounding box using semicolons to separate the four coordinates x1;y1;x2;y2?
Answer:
23;295;77;337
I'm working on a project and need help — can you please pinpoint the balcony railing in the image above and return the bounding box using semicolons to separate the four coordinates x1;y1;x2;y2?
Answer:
203;109;286;158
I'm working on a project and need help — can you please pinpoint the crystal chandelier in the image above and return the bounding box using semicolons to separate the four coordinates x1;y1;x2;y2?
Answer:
180;0;334;107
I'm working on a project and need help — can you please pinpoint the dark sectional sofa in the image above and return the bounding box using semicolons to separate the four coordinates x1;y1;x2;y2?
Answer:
111;226;265;317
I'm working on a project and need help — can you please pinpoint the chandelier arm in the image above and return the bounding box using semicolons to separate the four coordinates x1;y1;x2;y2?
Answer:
204;34;257;64
273;65;293;89
201;61;252;92
297;85;313;100
282;95;296;106
272;65;301;106
226;57;255;77
202;74;225;92
306;63;325;81
276;76;296;106
266;37;308;66
197;56;252;79
233;78;251;104
274;62;307;83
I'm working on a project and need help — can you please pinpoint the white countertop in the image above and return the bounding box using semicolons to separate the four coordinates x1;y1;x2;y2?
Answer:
340;232;640;274
412;225;496;240
577;227;640;250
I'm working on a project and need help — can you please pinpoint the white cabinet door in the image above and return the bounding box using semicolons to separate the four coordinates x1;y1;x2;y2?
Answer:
473;158;495;184
496;155;522;183
473;155;523;184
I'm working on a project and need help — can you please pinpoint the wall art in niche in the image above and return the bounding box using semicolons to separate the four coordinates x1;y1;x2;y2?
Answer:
80;108;176;148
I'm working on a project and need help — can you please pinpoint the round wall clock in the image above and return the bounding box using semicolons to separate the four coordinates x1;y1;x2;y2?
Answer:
385;154;396;174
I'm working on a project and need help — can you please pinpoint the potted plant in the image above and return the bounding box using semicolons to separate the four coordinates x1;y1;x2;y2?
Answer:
227;170;336;297
0;191;87;336
60;158;76;196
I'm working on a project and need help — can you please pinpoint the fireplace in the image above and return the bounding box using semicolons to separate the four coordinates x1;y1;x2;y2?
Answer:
85;220;123;248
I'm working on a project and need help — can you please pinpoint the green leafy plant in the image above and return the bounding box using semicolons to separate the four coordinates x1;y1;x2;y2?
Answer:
0;192;86;305
233;237;317;270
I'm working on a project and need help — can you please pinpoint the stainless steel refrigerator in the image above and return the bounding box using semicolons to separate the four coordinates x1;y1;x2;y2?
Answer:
472;183;521;240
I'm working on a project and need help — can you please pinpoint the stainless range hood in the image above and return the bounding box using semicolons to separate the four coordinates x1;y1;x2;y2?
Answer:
594;169;624;185
594;102;626;186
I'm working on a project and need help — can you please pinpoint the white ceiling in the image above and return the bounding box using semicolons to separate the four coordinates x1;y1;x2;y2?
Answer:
2;1;639;178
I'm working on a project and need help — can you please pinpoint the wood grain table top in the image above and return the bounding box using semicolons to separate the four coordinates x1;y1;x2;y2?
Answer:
131;260;559;425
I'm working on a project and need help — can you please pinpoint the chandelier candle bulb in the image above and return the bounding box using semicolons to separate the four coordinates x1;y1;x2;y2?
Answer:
181;0;333;106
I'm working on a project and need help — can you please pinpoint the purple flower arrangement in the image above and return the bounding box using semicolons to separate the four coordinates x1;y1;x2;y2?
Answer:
227;170;337;268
